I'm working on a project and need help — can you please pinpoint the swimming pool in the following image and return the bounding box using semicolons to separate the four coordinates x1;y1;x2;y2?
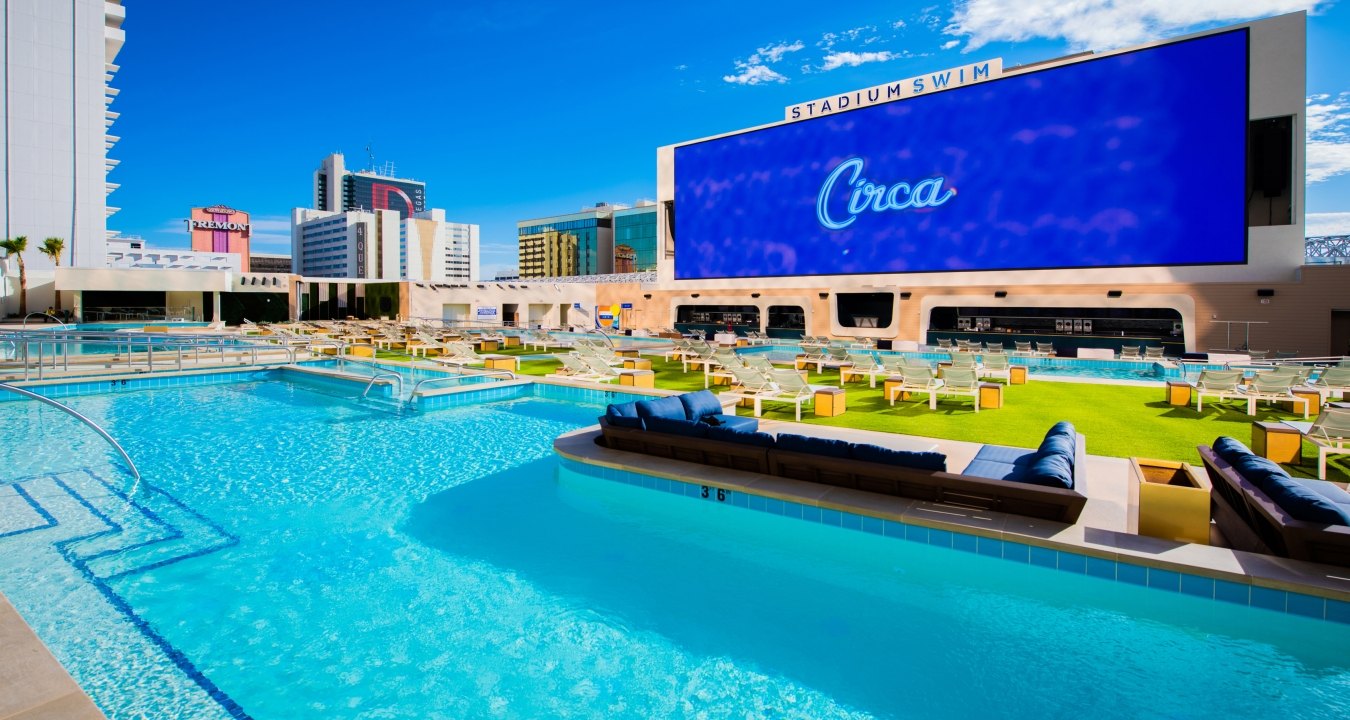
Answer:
0;374;1346;718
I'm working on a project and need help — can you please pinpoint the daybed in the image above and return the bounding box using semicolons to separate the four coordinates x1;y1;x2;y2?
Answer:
1197;437;1350;567
596;391;1088;523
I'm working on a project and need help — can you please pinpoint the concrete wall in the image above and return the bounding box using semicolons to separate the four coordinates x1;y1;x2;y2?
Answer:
405;282;597;328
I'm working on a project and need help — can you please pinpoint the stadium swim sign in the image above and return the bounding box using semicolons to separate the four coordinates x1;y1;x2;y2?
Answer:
785;58;1002;121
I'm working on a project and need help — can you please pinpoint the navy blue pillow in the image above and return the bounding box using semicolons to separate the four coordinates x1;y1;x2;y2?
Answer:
850;443;947;472
1016;450;1075;489
1229;454;1350;525
644;415;710;439
707;425;776;448
604;402;643;429
679;390;724;420
775;433;853;458
635;395;687;421
1213;436;1251;466
1038;422;1076;459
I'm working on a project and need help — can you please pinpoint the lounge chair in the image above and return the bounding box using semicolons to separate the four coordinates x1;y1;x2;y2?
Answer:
980;354;1012;383
1035;342;1056;357
742;354;777;373
936;338;954;350
1239;370;1311;418
840;351;885;387
579;355;639;384
796;345;830;372
552;353;606;381
704;350;743;388
1193;369;1246;413
937;368;982;412
719;366;780;410
1014;341;1033;355
886;365;945;410
947;352;979;370
1119;346;1143;360
1143;346;1166;360
756;368;833;421
1281;407;1350;480
1310;367;1350;402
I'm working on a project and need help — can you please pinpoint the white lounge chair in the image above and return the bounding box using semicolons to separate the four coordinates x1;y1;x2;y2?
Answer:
886;365;945;410
1239;370;1310;418
1193;369;1246;413
1282;408;1350;480
757;368;832;421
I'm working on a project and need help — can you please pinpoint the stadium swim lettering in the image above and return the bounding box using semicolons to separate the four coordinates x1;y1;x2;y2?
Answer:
816;157;957;230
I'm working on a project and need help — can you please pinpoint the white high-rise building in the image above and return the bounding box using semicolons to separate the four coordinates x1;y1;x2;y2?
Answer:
0;0;125;273
291;207;479;283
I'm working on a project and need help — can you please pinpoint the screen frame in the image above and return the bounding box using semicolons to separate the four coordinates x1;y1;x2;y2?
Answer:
671;27;1252;280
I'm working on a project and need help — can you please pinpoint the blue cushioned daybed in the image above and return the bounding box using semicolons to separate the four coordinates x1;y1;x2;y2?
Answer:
597;391;1088;523
1198;438;1350;567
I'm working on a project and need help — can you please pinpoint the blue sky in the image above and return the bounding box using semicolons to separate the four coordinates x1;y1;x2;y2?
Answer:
112;1;1350;278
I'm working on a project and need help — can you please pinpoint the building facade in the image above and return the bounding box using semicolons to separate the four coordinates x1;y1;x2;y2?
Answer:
517;205;617;278
188;205;252;270
106;236;240;272
0;0;125;278
313;153;426;218
612;203;658;273
291;207;478;282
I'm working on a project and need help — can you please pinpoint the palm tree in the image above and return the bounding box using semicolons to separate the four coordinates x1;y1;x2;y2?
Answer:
0;235;28;317
39;236;65;314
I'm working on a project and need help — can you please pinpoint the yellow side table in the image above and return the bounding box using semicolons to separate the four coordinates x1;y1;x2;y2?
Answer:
978;382;1003;409
620;370;655;388
1165;380;1192;406
1129;458;1211;545
1009;366;1028;385
1252;421;1301;464
622;358;652;371
814;387;846;416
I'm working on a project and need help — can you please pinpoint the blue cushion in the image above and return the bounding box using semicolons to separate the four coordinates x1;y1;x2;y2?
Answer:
1228;453;1350;525
1038;423;1077;460
850;443;947;472
1292;477;1350;508
679;390;724;420
775;433;853;459
706;425;776;448
972;444;1036;465
962;458;1020;481
1015;450;1075;489
709;414;759;433
1213;436;1251;466
604;402;643;429
635;395;687;421
644;415;709;439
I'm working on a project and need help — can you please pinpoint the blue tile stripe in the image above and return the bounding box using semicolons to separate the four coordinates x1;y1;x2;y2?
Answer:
0;483;59;538
559;457;1348;626
7;471;254;719
0;369;277;403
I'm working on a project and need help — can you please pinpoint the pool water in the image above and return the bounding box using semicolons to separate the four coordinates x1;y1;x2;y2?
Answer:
0;377;1347;719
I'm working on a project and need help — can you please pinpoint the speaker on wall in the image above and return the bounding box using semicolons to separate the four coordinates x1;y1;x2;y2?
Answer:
1256;288;1276;297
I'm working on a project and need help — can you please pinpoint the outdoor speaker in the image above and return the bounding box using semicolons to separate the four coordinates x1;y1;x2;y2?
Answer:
1082;319;1093;333
994;290;1008;298
1107;290;1123;298
900;292;912;300
1256;288;1275;297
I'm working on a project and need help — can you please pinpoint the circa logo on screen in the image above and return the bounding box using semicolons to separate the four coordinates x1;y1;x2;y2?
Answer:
816;157;956;230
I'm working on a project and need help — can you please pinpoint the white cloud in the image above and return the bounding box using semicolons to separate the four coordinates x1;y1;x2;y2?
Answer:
943;0;1326;52
674;64;688;71
1305;212;1350;237
819;51;902;72
941;39;960;50
723;63;788;85
723;40;802;85
891;20;907;29
817;25;878;50
749;40;804;65
1308;92;1350;184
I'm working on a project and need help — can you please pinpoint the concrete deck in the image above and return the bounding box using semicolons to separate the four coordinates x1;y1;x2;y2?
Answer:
0;595;104;720
556;420;1350;604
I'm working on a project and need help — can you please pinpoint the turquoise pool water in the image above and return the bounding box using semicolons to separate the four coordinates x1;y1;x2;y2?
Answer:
0;375;1347;719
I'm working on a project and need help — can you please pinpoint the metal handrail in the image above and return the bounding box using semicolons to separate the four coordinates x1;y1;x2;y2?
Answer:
361;372;404;399
22;312;67;329
0;330;302;380
410;368;516;396
0;382;141;483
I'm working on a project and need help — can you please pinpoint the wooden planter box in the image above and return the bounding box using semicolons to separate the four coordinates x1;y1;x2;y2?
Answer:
1128;457;1212;545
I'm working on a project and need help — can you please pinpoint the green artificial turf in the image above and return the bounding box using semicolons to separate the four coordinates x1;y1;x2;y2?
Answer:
512;354;1347;481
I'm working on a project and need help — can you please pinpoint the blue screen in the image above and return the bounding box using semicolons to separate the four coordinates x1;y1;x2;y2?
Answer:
674;29;1249;280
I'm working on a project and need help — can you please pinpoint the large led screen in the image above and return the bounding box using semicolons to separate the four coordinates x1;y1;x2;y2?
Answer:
673;29;1249;280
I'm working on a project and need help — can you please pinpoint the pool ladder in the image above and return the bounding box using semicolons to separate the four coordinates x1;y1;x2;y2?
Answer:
360;372;404;400
0;382;141;485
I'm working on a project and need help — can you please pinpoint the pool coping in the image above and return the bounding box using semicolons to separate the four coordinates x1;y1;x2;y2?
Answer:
554;427;1350;616
0;593;106;719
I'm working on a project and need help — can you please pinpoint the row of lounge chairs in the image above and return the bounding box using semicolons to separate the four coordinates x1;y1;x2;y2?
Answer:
1192;367;1350;418
1119;346;1168;360
935;339;1056;356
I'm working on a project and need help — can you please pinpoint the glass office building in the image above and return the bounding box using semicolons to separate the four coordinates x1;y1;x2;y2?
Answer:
612;205;658;273
517;208;614;278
